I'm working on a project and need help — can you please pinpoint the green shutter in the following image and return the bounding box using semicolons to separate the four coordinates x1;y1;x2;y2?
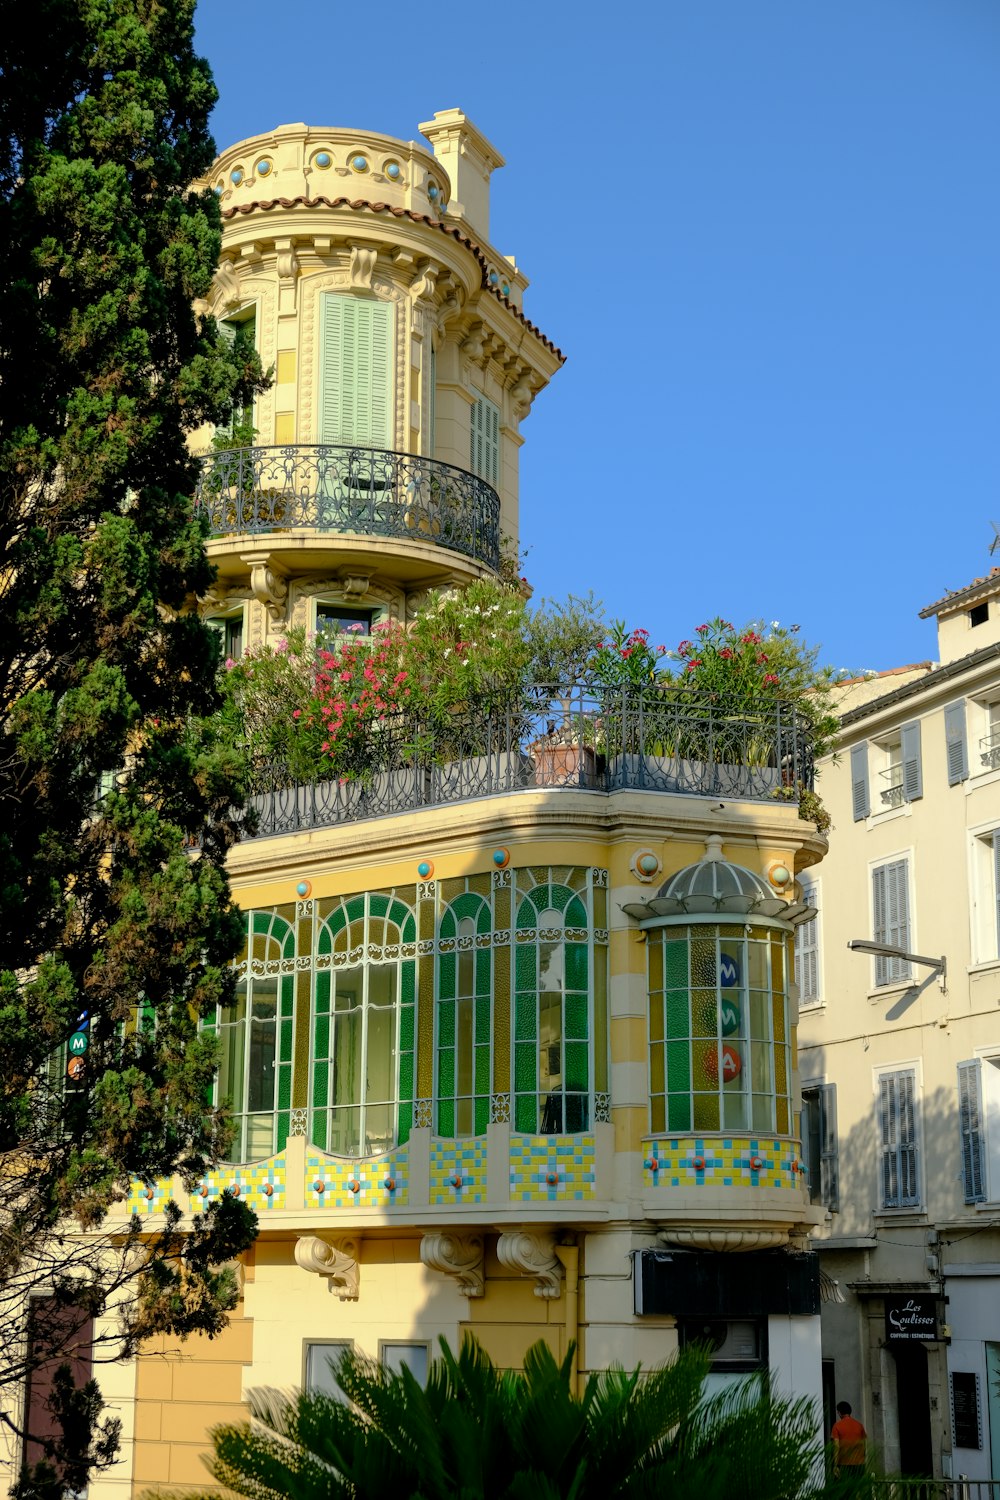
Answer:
319;294;394;448
470;395;499;486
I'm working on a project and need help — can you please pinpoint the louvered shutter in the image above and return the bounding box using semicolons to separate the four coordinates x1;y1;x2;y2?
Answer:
470;395;500;486
901;720;923;802
879;1073;899;1206
795;893;820;1004
851;743;870;821
820;1082;839;1212
994;834;1000;959
944;702;969;785
958;1060;985;1203
873;859;910;985
319;295;394;448
879;1070;920;1208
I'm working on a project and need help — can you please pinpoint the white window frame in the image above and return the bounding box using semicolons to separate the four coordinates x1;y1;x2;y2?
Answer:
869;852;914;988
972;694;1000;776
969;822;1000;965
874;1063;922;1209
217;300;259;438
795;879;821;1007
961;1050;1000;1205
873;732;904;810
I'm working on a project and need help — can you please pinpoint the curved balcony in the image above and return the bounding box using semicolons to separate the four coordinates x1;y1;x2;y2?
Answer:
195;444;501;570
241;684;816;840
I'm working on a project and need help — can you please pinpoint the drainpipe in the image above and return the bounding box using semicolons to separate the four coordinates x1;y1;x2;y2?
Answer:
555;1242;580;1396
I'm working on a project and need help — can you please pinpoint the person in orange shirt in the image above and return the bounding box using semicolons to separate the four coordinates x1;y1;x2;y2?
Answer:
832;1400;868;1475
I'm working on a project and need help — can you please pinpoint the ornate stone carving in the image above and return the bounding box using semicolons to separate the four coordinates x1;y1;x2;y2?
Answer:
275;240;300;282
460;323;485;362
241;552;289;623
339;568;374;599
294;1235;361;1300
411;261;440;302
349;245;378;291
214;258;243;309
496;1230;562;1299
656;1229;790;1253
420;1233;484;1298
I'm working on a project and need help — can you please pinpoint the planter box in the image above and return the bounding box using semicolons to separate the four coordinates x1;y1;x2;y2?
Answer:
532;743;599;789
431;751;533;804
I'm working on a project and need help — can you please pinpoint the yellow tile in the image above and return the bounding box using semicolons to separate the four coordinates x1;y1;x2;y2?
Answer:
160;1401;247;1443
274;412;295;444
132;1403;163;1442
275;349;296;383
614;1105;646;1154
610;1015;647;1064
131;1442;174;1484
134;1356;174;1400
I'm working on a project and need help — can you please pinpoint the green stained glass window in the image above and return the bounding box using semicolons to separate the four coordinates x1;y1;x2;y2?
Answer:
647;925;793;1139
436;893;492;1138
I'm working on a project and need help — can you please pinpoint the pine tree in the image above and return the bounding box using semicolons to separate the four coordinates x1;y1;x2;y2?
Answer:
0;0;265;1481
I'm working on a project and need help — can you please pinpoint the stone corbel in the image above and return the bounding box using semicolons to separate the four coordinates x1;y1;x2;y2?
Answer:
294;1235;361;1301
420;1233;484;1298
339;567;373;600
275;239;300;315
214;259;242;310
349;245;378;291
460;321;486;362
411;260;441;303
241;551;289;624
496;1230;562;1299
511;374;534;420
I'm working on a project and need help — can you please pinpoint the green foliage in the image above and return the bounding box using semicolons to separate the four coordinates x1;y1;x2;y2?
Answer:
189;1335;863;1500
0;0;264;1482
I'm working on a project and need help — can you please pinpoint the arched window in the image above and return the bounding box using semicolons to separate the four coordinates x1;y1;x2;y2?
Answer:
436;892;492;1136
647;923;791;1136
212;910;295;1162
514;880;591;1134
311;893;416;1156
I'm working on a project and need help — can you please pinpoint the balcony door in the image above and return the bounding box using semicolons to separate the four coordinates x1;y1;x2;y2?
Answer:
319;293;394;451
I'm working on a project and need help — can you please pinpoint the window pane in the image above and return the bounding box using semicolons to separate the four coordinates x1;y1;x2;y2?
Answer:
383;1343;429;1386
306;1341;352;1399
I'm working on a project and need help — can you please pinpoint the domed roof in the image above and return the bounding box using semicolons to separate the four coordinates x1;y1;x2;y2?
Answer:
621;838;816;927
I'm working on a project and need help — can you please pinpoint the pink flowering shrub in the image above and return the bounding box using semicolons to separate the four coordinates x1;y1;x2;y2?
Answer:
590;622;667;691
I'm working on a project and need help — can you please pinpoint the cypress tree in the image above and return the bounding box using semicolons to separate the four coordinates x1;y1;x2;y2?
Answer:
0;0;264;1481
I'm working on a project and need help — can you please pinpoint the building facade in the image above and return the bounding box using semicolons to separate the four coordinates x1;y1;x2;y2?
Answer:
799;565;1000;1480
12;111;831;1497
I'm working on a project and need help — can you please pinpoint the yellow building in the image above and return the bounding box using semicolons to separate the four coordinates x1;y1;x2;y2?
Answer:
799;564;1000;1481
55;111;829;1498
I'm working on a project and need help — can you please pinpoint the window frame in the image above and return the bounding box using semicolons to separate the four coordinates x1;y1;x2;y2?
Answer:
313;600;377;642
869;854;913;987
875;1064;922;1210
217;301;259;439
318;291;395;451
206;605;246;662
304;1339;354;1400
379;1340;430;1387
800;1080;839;1211
970;823;1000;965
795;879;821;1007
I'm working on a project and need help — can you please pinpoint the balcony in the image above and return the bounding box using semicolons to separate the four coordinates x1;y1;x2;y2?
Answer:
240;683;815;839
195;444;501;571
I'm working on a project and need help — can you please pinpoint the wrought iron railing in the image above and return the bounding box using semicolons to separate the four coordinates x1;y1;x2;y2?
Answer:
868;1480;1000;1500
981;731;1000;771
879;766;905;807
194;444;501;569
241;682;815;840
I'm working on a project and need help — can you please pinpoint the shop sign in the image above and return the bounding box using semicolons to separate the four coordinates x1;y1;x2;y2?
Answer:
884;1294;937;1342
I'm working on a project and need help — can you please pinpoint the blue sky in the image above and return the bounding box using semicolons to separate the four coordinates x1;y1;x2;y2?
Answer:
194;0;1000;672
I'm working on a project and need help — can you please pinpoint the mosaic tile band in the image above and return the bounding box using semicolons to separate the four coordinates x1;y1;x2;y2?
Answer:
641;1136;804;1191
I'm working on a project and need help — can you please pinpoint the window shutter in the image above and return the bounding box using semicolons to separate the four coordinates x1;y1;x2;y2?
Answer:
320;295;394;448
795;896;820;1004
879;1073;899;1207
901;720;923;802
879;1069;920;1208
820;1082;839;1212
851;743;870;821
470;395;500;486
958;1060;985;1203
873;859;910;985
945;702;968;785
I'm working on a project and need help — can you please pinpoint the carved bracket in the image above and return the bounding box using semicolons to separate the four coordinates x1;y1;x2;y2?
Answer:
349;245;377;291
241;552;289;624
339;567;374;600
294;1235;360;1300
420;1233;484;1298
496;1230;562;1299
